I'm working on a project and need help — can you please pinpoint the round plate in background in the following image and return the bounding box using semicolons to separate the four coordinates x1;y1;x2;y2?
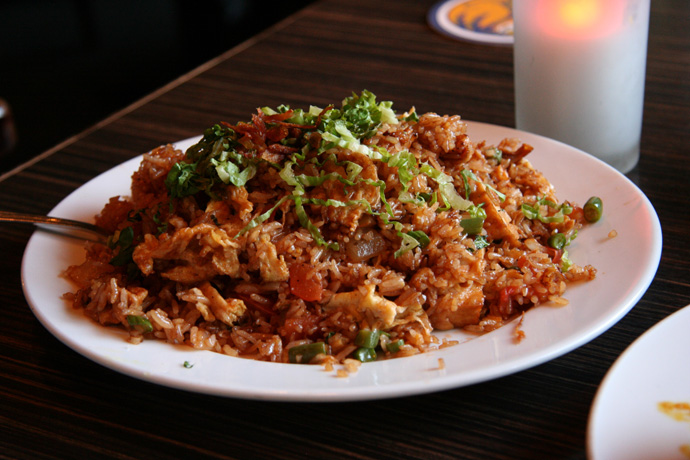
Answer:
428;0;513;45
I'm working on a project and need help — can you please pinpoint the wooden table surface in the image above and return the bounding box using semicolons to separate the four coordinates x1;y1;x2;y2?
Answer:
2;1;689;458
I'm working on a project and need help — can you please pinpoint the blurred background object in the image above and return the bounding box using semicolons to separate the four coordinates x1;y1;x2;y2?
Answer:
0;0;315;173
0;98;18;159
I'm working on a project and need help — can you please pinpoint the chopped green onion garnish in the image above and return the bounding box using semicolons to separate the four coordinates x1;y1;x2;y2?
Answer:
521;196;571;224
395;234;416;257
404;111;419;122
583;196;603;223
420;164;472;211
406;230;430;249
561;250;574;272
473;235;490;250
126;315;153;333
387;150;417;191
460;204;487;235
548;233;567;250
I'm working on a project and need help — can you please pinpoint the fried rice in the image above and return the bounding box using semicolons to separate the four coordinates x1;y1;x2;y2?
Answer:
62;91;597;365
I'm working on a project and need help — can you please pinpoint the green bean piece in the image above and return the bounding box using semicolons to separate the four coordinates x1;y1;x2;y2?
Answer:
385;339;404;353
288;342;327;364
354;329;381;349
353;347;377;362
583;196;603;223
548;233;567;250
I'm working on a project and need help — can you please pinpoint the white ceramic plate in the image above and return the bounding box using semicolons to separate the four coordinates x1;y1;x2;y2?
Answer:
21;121;661;402
588;304;690;460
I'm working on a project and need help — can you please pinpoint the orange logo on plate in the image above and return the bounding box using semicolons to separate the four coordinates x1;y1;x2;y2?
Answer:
449;0;513;35
429;0;514;45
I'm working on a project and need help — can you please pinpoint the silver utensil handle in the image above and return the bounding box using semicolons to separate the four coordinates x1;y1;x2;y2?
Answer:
0;210;110;239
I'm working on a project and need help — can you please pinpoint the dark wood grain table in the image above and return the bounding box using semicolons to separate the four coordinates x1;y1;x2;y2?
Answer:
2;1;689;458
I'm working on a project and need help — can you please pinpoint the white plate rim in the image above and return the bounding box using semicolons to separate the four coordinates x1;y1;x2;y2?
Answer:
21;121;662;402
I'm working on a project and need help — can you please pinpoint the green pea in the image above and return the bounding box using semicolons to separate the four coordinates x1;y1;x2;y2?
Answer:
548;233;567;250
583;196;603;223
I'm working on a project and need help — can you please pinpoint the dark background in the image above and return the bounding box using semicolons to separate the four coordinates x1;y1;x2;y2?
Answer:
0;0;315;173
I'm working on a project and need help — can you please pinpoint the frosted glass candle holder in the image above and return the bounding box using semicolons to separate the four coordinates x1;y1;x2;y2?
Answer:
513;0;650;173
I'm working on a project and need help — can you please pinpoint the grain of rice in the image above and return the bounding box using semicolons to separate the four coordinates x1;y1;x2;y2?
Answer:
343;359;361;374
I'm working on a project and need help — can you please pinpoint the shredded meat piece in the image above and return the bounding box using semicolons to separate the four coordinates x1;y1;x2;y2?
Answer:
471;180;521;246
133;224;240;282
199;282;247;326
428;283;485;330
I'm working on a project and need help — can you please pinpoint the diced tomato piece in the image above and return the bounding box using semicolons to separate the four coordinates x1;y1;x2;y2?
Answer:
281;315;320;338
516;255;530;270
545;247;563;264
569;206;585;223
289;263;323;302
498;285;519;317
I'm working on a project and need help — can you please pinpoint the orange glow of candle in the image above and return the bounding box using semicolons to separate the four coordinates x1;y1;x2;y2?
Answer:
560;0;601;29
535;0;626;39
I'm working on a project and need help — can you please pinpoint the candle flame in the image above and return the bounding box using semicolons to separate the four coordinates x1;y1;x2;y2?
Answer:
559;0;601;29
536;0;625;39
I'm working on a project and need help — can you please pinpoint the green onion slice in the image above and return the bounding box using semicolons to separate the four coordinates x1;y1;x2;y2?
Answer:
126;315;153;333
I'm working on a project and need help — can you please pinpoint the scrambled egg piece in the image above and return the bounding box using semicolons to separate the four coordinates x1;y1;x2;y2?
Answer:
325;284;402;329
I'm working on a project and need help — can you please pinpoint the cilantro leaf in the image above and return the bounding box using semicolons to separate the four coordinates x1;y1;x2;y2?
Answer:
165;162;202;198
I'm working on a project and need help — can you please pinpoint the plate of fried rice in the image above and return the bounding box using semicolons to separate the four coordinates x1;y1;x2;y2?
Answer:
21;92;661;401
